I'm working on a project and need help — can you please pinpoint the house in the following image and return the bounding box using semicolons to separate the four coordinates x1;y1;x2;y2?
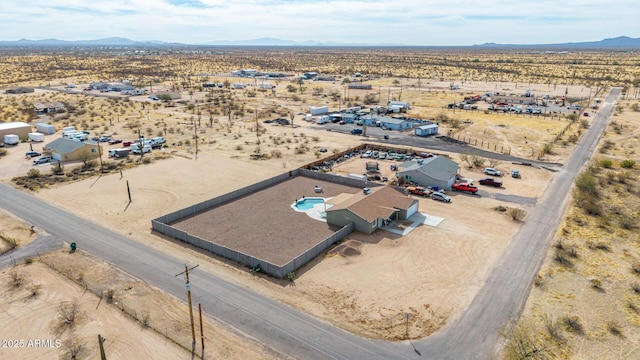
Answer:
388;101;410;110
302;72;318;80
348;84;372;90
89;82;109;91
232;83;247;89
34;102;65;114
492;95;536;106
108;83;135;92
45;138;102;162
399;156;459;190
415;124;438;137
0;122;32;139
5;87;34;94
325;186;419;234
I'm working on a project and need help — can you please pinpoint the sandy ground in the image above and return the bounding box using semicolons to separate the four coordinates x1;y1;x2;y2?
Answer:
0;262;189;360
26;143;553;340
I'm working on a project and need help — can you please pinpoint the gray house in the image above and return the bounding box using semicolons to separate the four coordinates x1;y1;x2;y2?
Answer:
326;186;419;234
399;156;459;190
361;115;413;130
46;138;101;162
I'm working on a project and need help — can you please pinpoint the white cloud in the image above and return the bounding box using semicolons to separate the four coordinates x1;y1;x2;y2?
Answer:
0;0;637;45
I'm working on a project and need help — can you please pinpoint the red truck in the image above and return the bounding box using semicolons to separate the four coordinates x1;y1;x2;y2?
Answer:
479;178;503;188
452;183;478;194
407;186;432;197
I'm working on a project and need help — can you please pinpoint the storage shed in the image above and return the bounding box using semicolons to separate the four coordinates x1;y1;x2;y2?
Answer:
415;124;439;137
0;122;32;140
36;123;56;134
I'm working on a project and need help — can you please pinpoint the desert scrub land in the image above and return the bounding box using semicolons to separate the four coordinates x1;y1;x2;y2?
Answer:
1;48;639;88
503;97;640;359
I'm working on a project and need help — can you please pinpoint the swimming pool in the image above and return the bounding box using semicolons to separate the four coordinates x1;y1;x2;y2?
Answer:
294;198;325;211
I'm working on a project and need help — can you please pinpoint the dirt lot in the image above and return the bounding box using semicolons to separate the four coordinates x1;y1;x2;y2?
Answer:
0;78;564;347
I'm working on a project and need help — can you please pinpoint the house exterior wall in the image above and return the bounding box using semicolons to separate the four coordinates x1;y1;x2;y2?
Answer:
53;144;101;162
400;170;454;190
0;123;32;139
326;209;377;234
415;125;438;136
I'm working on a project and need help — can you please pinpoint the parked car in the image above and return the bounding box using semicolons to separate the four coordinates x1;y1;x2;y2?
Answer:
98;135;111;142
431;191;451;203
451;183;478;194
351;128;363;135
407;186;431;197
479;178;503;187
484;167;502;176
511;170;521;178
33;155;52;165
583;112;590;117
151;137;166;145
339;120;346;125
567;105;581;110
108;138;122;145
25;151;41;158
123;141;133;147
362;150;372;158
379;153;387;160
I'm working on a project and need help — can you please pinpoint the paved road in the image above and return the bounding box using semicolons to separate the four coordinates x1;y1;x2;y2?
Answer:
0;88;619;359
0;234;63;270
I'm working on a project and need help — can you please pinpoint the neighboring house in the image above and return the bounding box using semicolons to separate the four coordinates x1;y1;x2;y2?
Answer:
415;123;438;137
491;95;536;106
90;82;109;91
45;138;102;162
348;84;372;90
108;83;135;92
399;156;460;190
361;115;413;130
0;122;32;139
388;101;410;110
326;186;419;234
34;102;65;114
151;91;182;100
5;87;34;94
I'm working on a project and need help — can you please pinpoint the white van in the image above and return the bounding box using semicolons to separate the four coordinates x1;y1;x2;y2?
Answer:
130;143;151;154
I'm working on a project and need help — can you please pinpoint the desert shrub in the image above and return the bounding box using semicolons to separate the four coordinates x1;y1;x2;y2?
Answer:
27;168;41;178
57;300;79;329
632;283;640;294
579;199;602;216
580;119;589;129
586;241;611;251
562;315;584;335
554;249;573;268
542;143;554;155
632;262;640;275
471;156;485;167
631;103;640;112
620;160;635;169
568;134;579;144
575;172;598;196
543;315;565;343
600;140;614;153
502;321;547;360
9;270;24;288
28;283;42;298
106;289;115;304
508;208;526;221
607;321;624;337
0;149;7;157
599;159;613;168
590;278;604;291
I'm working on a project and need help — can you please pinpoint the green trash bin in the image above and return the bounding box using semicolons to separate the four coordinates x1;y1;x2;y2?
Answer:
70;242;77;251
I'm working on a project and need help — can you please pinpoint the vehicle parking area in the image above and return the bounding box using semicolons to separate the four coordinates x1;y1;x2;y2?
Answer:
169;175;361;266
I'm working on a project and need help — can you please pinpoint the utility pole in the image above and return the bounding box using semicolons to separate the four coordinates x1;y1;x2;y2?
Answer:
98;334;107;360
176;264;199;357
193;120;198;159
198;303;205;358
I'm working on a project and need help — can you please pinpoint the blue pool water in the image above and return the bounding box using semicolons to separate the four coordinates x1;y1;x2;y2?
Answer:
294;198;324;211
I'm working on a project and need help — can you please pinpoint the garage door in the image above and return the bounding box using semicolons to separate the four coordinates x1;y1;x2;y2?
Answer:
406;202;419;218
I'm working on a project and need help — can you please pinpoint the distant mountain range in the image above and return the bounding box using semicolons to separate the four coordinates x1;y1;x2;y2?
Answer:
473;36;640;49
0;36;638;48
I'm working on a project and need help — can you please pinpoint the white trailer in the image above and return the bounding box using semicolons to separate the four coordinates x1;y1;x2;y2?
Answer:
309;106;329;116
36;123;56;134
28;132;45;142
62;126;75;133
3;134;19;145
316;115;330;124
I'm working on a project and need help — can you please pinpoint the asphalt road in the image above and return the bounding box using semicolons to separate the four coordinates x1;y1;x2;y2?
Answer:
0;88;619;359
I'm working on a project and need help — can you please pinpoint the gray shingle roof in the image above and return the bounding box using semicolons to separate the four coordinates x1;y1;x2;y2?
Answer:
46;138;89;154
399;156;459;181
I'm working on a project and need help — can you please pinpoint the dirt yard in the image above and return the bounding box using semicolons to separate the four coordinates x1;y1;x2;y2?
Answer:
0;78;566;348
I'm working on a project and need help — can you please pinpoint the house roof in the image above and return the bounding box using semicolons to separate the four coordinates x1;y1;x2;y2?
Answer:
46;138;98;154
0;122;31;131
399;156;459;182
327;186;416;222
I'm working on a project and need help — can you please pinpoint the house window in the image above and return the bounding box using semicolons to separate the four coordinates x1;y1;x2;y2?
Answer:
406;175;411;180
371;220;376;228
91;148;97;152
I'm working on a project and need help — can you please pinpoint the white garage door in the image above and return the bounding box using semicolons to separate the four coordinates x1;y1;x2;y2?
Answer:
406;202;419;218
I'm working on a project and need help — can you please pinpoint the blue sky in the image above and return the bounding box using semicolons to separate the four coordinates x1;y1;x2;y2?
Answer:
0;0;638;45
